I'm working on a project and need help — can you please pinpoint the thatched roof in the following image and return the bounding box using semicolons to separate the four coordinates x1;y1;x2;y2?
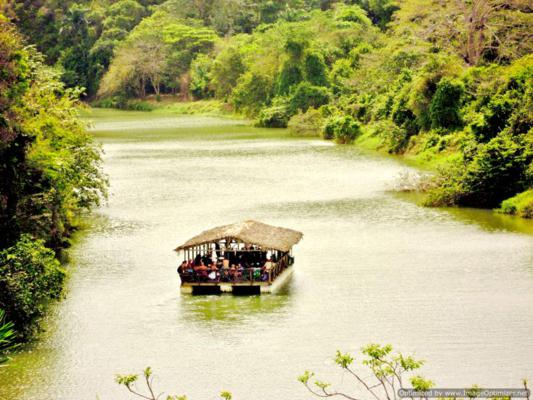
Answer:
174;220;303;253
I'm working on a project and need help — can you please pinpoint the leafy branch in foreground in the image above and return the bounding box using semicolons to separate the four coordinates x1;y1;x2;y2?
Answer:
0;309;16;365
115;346;529;400
299;344;433;400
115;366;232;400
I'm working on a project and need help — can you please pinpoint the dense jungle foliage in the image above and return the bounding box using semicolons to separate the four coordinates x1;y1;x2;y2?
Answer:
4;0;530;216
0;16;107;343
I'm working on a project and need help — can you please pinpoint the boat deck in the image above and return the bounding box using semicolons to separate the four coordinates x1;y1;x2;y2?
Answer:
180;265;294;294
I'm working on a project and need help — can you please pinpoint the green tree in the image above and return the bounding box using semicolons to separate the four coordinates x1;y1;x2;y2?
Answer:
211;42;246;100
288;81;330;113
90;0;148;78
57;5;98;96
304;51;328;87
429;78;464;129
190;54;214;98
392;0;532;65
277;63;304;95
98;11;217;98
364;0;399;29
232;71;274;114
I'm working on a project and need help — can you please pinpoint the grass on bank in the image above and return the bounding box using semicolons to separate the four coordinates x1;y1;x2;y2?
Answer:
91;95;241;119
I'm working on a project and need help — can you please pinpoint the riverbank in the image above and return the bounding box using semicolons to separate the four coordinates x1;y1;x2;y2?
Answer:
88;101;532;219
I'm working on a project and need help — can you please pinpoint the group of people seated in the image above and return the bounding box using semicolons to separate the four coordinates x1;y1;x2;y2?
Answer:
177;248;277;283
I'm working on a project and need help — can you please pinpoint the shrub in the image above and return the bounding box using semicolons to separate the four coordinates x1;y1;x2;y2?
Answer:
322;118;336;140
91;97;122;109
374;120;411;153
323;115;361;144
0;235;66;338
256;102;292;128
426;132;532;208
288;108;324;136
429;78;464;129
124;100;155;111
499;189;533;218
288;82;330;114
91;97;155;111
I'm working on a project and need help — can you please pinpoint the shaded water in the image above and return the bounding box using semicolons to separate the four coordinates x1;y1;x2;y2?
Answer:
1;109;532;400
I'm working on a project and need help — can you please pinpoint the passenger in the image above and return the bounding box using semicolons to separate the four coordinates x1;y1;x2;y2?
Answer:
264;258;273;271
177;260;187;274
262;258;273;281
194;261;205;272
222;259;230;270
235;263;244;280
194;254;202;266
196;261;208;281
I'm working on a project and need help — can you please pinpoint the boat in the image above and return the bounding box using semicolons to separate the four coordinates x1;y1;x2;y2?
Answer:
174;220;303;295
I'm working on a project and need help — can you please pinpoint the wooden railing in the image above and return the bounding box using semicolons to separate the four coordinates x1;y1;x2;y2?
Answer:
179;253;291;285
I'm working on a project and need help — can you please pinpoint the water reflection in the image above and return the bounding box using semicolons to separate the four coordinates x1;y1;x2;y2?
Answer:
392;191;533;235
179;289;292;327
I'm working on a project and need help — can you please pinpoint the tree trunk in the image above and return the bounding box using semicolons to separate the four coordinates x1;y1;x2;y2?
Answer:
462;0;495;65
150;75;160;96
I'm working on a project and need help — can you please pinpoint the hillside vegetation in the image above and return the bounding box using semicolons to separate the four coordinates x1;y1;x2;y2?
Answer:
3;0;532;216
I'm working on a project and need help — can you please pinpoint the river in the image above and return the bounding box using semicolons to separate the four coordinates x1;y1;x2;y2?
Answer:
1;109;532;400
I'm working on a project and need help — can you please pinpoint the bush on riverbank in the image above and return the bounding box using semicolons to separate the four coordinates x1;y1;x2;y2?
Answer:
499;189;533;219
0;236;66;338
256;102;292;128
288;108;324;137
323;115;361;144
92;96;156;111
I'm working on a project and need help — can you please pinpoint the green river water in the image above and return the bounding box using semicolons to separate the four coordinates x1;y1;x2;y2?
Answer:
0;109;532;400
